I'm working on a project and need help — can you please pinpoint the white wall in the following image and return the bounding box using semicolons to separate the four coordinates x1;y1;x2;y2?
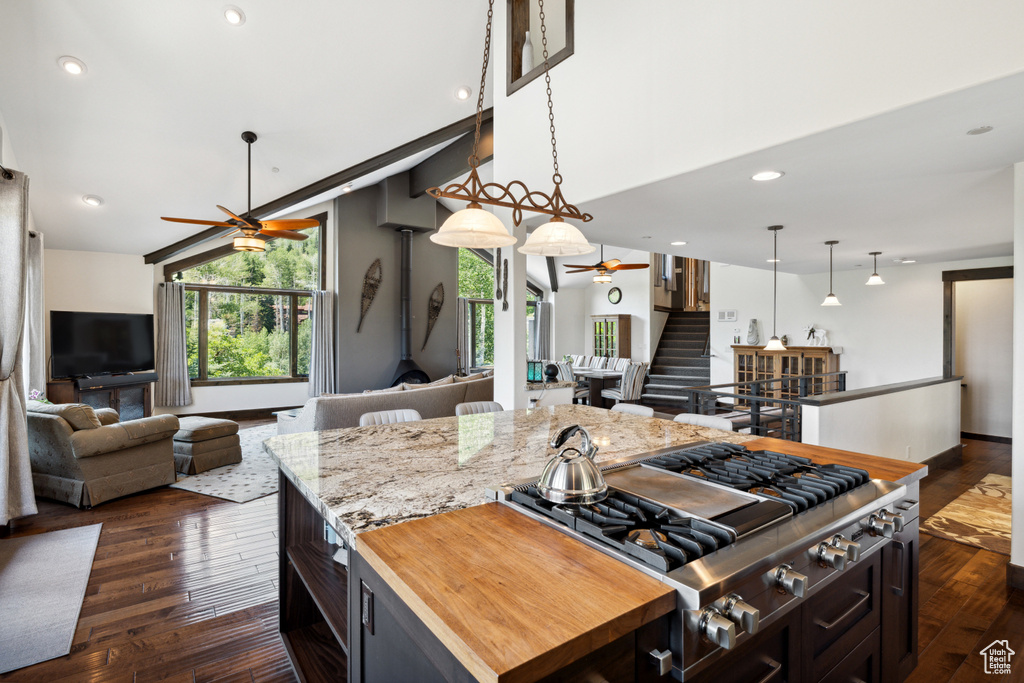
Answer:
494;2;1024;207
585;266;653;361
551;288;586;360
710;255;1014;389
956;278;1013;438
802;380;961;463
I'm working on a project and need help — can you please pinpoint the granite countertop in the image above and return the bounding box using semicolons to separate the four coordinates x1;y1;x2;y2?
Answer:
264;404;751;549
524;380;577;391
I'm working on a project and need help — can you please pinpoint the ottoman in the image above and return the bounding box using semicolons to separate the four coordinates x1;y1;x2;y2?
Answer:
173;416;242;475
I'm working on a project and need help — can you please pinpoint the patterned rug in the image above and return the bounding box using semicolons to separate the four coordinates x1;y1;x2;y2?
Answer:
170;423;279;503
922;473;1011;555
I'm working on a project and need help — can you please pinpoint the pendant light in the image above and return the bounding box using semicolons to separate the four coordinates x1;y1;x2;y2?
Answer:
764;226;786;351
428;0;594;255
866;251;885;285
821;240;841;306
591;246;613;283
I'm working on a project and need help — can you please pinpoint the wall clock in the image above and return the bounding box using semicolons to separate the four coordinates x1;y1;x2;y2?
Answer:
608;287;622;305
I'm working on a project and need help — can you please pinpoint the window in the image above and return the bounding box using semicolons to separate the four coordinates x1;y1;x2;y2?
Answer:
457;248;540;369
169;214;325;384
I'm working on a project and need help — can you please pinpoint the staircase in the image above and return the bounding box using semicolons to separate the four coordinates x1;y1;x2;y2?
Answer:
642;311;710;408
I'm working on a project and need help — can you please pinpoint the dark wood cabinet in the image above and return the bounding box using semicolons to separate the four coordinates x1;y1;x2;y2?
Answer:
46;378;153;419
881;517;919;683
694;607;801;683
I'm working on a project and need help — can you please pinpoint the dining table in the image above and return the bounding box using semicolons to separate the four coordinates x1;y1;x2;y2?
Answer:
572;368;623;409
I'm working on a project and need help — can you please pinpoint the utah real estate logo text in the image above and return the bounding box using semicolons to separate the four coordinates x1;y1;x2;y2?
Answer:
980;640;1014;675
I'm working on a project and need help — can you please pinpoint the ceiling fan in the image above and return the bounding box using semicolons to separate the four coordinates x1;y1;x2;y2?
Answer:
160;131;317;252
563;245;650;283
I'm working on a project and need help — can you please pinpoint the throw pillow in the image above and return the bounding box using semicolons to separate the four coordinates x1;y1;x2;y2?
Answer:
403;375;454;390
481;369;494;377
453;372;485;383
362;384;405;394
27;400;102;430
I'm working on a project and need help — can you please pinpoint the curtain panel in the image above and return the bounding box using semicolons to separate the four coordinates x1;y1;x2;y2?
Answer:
533;300;553;361
22;230;45;396
308;290;335;397
456;297;470;374
0;169;38;526
154;282;193;407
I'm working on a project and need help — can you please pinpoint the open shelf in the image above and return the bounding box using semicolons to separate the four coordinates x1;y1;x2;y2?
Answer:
282;621;348;683
286;541;349;653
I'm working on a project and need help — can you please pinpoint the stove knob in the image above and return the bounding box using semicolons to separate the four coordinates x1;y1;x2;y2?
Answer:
773;564;808;598
831;534;862;562
816;542;847;570
715;593;760;635
879;509;906;533
698;607;737;650
866;513;895;538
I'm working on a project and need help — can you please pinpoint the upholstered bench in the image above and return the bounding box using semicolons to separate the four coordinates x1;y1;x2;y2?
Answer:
173;417;242;475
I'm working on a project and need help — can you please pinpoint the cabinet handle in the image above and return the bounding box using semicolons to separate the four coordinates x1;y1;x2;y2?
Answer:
813;590;870;631
755;658;783;683
891;540;906;597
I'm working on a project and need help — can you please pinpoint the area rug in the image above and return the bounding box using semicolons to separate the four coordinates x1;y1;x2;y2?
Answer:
922;473;1011;555
0;523;102;673
170;423;279;503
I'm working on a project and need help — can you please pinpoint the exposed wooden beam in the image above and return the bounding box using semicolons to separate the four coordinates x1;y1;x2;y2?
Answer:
546;256;558;293
144;109;494;264
408;120;494;197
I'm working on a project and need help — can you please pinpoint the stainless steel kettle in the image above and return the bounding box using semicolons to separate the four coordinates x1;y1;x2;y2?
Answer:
536;425;608;505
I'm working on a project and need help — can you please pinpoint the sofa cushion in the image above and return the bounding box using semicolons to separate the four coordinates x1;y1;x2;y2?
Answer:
362;384;404;394
173;433;240;456
70;415;180;459
27;401;101;431
174;416;239;441
404;375;454;390
454;372;485;383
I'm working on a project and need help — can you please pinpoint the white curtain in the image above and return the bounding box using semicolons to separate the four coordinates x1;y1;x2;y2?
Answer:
21;231;44;397
456;297;470;374
308;290;335;397
665;255;678;292
154;282;193;407
1;169;38;526
532;301;553;360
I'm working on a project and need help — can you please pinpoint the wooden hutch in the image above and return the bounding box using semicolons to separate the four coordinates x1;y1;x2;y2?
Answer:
732;345;840;402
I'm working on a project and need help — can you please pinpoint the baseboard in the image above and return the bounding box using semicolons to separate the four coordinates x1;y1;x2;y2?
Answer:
1008;562;1024;590
172;406;304;421
921;443;963;469
961;431;1012;445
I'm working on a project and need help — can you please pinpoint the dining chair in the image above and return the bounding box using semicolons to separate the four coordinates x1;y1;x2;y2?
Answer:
600;362;649;404
359;409;423;426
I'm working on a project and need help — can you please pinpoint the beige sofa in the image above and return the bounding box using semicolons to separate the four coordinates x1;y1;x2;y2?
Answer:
26;401;179;508
278;375;494;434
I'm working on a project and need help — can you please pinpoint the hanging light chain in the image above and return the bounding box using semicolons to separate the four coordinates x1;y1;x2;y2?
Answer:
773;229;778;337
470;0;495;165
538;0;560;184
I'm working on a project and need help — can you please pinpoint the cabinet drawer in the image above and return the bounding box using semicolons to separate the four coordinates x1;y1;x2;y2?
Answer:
819;626;881;683
690;611;799;683
803;550;882;682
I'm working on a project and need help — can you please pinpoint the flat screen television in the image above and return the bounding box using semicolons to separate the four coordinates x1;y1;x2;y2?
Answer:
50;311;155;379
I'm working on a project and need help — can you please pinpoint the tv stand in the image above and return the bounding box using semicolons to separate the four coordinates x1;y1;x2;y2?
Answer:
46;372;158;420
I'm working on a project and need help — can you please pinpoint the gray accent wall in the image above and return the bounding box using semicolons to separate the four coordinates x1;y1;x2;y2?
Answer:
334;187;457;393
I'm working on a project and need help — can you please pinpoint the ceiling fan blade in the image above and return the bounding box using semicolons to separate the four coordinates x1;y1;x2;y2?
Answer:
216;204;257;227
562;264;598;269
601;259;622;269
160;217;237;228
609;263;651;270
260;218;321;230
564;268;596;274
261;230;308;241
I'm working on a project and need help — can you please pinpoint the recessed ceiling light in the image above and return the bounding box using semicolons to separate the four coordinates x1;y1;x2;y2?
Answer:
58;56;87;75
82;194;104;207
966;126;993;136
670;241;687;246
341;185;353;194
271;167;280;173
752;171;784;181
893;257;916;264
766;258;780;263
641;235;652;239
224;6;246;25
454;86;472;101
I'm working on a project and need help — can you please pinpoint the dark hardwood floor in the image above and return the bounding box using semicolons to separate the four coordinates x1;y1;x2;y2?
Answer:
1;437;1017;681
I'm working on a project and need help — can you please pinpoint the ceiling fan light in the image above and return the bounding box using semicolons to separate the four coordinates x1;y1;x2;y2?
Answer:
233;235;265;252
764;336;786;351
593;272;612;284
821;293;842;306
430;205;516;248
517;219;595;256
866;273;885;286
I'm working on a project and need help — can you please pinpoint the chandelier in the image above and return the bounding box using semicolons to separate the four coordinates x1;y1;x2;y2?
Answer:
428;0;594;256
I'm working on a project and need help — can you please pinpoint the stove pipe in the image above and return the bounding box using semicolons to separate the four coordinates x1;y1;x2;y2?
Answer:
390;229;430;386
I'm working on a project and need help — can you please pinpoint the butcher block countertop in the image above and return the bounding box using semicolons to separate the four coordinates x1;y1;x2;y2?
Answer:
357;502;677;683
744;437;929;485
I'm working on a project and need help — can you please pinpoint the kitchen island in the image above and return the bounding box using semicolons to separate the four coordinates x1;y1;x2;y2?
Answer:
265;404;927;682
